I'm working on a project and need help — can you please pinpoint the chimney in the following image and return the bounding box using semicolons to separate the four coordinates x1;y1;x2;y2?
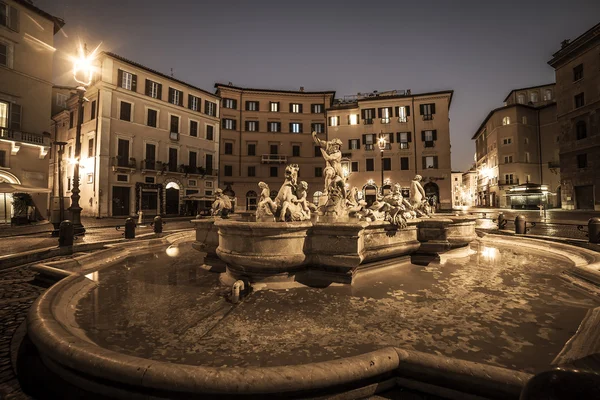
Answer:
560;39;570;49
299;86;304;92
228;82;233;86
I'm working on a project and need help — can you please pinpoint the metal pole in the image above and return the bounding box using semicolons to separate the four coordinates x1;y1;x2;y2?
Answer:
3;193;6;224
69;88;86;235
57;145;65;222
381;148;384;195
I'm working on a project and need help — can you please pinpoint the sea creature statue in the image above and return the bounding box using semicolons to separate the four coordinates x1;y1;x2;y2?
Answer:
211;188;233;217
275;164;311;222
410;175;431;218
353;184;416;228
255;181;278;220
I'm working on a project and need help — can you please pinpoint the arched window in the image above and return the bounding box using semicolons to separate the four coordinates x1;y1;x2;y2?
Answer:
544;89;552;100
313;191;323;205
530;92;539;103
502;116;510;125
517;94;525;104
246;190;257;211
576;121;587;140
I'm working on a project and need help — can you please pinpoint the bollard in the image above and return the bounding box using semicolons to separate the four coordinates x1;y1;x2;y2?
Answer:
123;217;136;239
589;217;600;244
497;212;507;229
515;215;526;234
153;216;163;234
58;220;74;247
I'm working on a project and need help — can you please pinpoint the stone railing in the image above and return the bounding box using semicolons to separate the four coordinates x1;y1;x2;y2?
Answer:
0;128;50;146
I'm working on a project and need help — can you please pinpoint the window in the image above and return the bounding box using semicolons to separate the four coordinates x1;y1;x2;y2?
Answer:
397;132;411;149
270;102;280;112
145;143;156;168
544;89;552;101
517;94;525;104
348;114;359;125
524;137;529;145
88;138;94;158
145;177;155;184
292;145;300;157
504;155;513;163
170;115;179;133
362;108;375;124
190;120;198;137
502;137;512;145
525;152;530;163
168;148;178;171
577;154;587;168
348;139;359;150
205;154;213;172
169;88;183;106
188;179;197;187
312;123;324;133
400;157;409;170
247;143;256;156
363;134;374;150
525;174;531;183
268;122;281;132
378;107;392;123
290;103;302;113
223;98;237;109
290;123;302;133
189;95;200;111
205;100;216;116
315;167;323;177
397;106;409;122
383;158;391;171
69;111;74;129
422;130;436;147
420;103;435;120
145;79;161;99
573;64;583;81
270;166;278;177
246;101;259;111
206;125;214;141
224;165;233;176
224;142;233;155
116;139;129;167
147;109;157;127
502;116;510;125
311;104;324;113
248;166;256;177
0;3;18;31
366;158;374;171
223;118;236;130
270;144;278;154
423;156;438;169
0;150;5;167
504;174;514;184
530;92;538;103
120;101;132;121
55;93;67;108
575;93;585;108
522;116;527;124
119;70;135;91
329;116;340;126
314;146;321;157
351;161;358;172
90;100;96;120
189;151;197;169
246;120;258;132
576;121;587;140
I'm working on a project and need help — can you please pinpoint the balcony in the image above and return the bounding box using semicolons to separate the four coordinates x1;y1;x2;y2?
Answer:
499;179;520;186
398;117;408;123
399;143;410;150
424;141;435;148
170;131;179;141
0;127;51;146
363;118;373;125
111;156;137;173
261;154;287;164
141;159;156;171
422;115;434;121
548;161;560;168
364;144;374;151
380;118;390;124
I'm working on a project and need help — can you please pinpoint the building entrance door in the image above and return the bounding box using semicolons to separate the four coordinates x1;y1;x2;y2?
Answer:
112;186;130;216
166;188;179;214
575;185;594;209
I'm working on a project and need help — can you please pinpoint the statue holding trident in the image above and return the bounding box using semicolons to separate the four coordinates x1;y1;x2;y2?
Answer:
312;131;347;215
312;131;344;182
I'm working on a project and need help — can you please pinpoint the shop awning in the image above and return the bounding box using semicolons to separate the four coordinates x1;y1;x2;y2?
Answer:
0;182;51;193
506;183;550;196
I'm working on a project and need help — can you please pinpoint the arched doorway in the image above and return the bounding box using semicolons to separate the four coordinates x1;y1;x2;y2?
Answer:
165;181;180;215
382;184;392;196
424;182;440;207
363;184;378;207
246;190;257;211
0;171;20;223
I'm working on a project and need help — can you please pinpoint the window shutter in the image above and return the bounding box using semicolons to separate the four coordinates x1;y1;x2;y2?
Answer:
245;121;249;131
348;140;352;149
421;131;425;141
276;102;280;111
10;104;21;130
336;116;340;125
362;134;366;145
361;109;366;119
422;157;426;169
394;106;399;117
233;120;237;130
289;123;293;132
389;133;394;143
9;6;19;32
131;74;137;92
387;107;393;117
178;91;183;106
222;119;226;129
289;103;293;113
431;104;436;114
419;104;424;115
299;104;303;113
406;106;410;116
299;123;303;133
168;88;174;103
145;79;151;96
434;156;438;168
396;132;400;142
245;101;249;111
278;122;281;132
432;130;437;140
188;94;193;109
117;69;123;88
356;114;360;124
233;99;237;109
347;115;351;125
157;84;162;100
377;108;382;118
407;132;412;142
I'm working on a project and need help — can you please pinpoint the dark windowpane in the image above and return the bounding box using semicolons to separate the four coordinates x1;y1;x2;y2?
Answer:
190;121;198;137
366;159;374;171
147;109;157;127
224;165;233;176
225;143;233;155
292;145;300;157
270;166;278;177
383;158;391;171
170;116;179;133
248;144;256;156
206;125;214;141
120;102;131;121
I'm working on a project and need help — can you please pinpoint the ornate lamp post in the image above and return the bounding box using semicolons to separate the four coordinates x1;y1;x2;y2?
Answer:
378;134;387;195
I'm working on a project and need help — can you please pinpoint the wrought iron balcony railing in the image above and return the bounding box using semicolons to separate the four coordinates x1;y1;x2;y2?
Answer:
261;154;287;164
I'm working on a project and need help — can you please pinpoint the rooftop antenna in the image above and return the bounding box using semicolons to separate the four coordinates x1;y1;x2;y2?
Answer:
170;68;174;78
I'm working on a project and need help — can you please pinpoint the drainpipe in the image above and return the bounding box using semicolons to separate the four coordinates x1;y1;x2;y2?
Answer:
411;96;417;171
94;89;101;218
537;110;543;188
239;90;243;192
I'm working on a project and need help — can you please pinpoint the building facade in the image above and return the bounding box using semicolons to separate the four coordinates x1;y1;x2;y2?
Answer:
326;90;453;209
214;84;335;211
548;23;600;210
451;171;462;208
472;84;560;209
51;52;220;218
461;168;477;207
0;0;63;222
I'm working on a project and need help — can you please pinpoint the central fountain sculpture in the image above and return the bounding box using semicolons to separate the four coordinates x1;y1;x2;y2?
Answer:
193;132;477;284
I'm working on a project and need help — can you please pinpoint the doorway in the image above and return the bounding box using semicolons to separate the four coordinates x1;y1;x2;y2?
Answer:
165;182;180;215
575;185;594;209
112;186;130;216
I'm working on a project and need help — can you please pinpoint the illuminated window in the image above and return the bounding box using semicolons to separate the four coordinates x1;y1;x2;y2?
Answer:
311;104;324;113
268;122;281;132
223;119;236;130
502;116;510;125
329;116;339;126
121;71;133;90
56;93;67;108
544;89;552;101
189;95;200;111
246;121;258;132
349;139;359;150
246;101;259;111
397;106;408;122
270;102;280;112
290;123;302;133
424;156;437;169
0;101;8;128
522;116;527;124
525;152;530;163
502;137;512;145
223;98;236;109
517;94;525;104
530;92;538;103
290;103;302;113
349;114;358;125
311;123;324;133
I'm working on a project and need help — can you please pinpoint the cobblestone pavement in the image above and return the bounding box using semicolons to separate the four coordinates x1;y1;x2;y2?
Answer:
0;265;42;399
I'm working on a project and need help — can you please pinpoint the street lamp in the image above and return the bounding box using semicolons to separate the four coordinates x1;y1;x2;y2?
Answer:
55;43;101;235
378;134;387;195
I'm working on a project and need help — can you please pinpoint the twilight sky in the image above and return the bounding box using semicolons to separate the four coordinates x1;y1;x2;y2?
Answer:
36;0;600;172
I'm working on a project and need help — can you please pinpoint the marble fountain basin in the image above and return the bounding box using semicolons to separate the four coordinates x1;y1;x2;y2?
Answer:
193;214;478;284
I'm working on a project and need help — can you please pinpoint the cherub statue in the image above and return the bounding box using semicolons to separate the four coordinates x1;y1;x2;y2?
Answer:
295;181;316;217
256;181;277;220
211;188;233;217
410;175;430;218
